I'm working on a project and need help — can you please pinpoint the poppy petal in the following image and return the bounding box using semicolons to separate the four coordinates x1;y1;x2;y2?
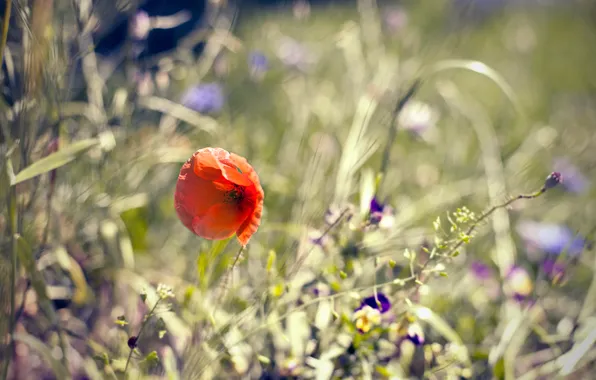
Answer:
236;195;263;246
175;160;227;231
193;148;225;180
192;203;247;241
219;161;253;187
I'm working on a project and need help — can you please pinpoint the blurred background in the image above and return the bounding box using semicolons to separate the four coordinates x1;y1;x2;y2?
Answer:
1;0;596;379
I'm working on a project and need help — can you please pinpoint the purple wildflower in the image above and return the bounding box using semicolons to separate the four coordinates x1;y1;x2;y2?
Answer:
353;293;391;334
369;197;385;224
181;83;225;114
368;197;396;228
370;197;385;214
470;261;493;280
516;220;586;256
542;259;567;285
553;158;589;193
357;293;391;314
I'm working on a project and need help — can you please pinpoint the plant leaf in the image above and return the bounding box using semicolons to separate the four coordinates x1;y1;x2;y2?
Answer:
12;138;99;185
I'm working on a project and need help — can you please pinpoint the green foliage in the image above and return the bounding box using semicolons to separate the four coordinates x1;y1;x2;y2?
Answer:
2;0;596;379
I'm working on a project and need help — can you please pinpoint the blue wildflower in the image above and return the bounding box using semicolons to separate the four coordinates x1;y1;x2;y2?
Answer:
181;83;225;114
248;51;269;79
516;220;586;256
553;158;589;193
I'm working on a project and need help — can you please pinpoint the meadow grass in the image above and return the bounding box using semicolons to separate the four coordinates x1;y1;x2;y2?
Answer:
1;0;596;379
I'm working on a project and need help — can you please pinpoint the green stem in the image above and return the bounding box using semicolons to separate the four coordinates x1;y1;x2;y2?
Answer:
377;79;421;195
123;299;161;374
0;0;11;70
2;181;17;380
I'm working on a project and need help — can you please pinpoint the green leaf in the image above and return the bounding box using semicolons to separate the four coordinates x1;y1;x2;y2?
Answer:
13;333;71;379
424;59;521;117
493;357;505;380
12;138;99;185
359;167;375;219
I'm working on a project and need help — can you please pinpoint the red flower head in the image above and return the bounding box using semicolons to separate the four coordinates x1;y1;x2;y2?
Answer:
174;147;264;246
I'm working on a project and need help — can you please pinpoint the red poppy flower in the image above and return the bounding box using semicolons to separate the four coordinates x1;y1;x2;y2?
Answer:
174;147;264;246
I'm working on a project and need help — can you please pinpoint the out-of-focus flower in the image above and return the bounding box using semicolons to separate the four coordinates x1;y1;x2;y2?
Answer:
406;323;425;346
353;306;382;333
131;11;151;40
553;158;589;193
516;220;586;256
469;261;493;280
506;266;533;302
276;37;316;72
156;283;174;300
308;229;332;247
397;101;439;138
248;51;269;81
382;6;408;34
174;147;264;246
369;197;395;229
354;293;391;333
357;293;392;314
324;205;344;226
468;261;500;301
181;83;225;114
542;259;567;285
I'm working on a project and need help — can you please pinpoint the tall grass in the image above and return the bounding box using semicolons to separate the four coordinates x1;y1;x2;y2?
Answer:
1;0;595;379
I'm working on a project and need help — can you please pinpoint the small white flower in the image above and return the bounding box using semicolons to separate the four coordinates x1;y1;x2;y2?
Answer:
398;101;439;135
156;283;175;300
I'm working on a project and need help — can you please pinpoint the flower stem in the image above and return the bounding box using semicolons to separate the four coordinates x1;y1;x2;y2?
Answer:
123;299;161;374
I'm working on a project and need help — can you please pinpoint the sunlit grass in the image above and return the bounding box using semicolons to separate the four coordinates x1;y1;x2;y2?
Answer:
1;0;595;379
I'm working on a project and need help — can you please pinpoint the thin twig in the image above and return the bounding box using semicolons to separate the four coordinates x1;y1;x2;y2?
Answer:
123;298;162;374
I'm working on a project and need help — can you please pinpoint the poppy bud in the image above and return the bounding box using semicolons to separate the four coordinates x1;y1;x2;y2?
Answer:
127;336;138;349
543;172;562;191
